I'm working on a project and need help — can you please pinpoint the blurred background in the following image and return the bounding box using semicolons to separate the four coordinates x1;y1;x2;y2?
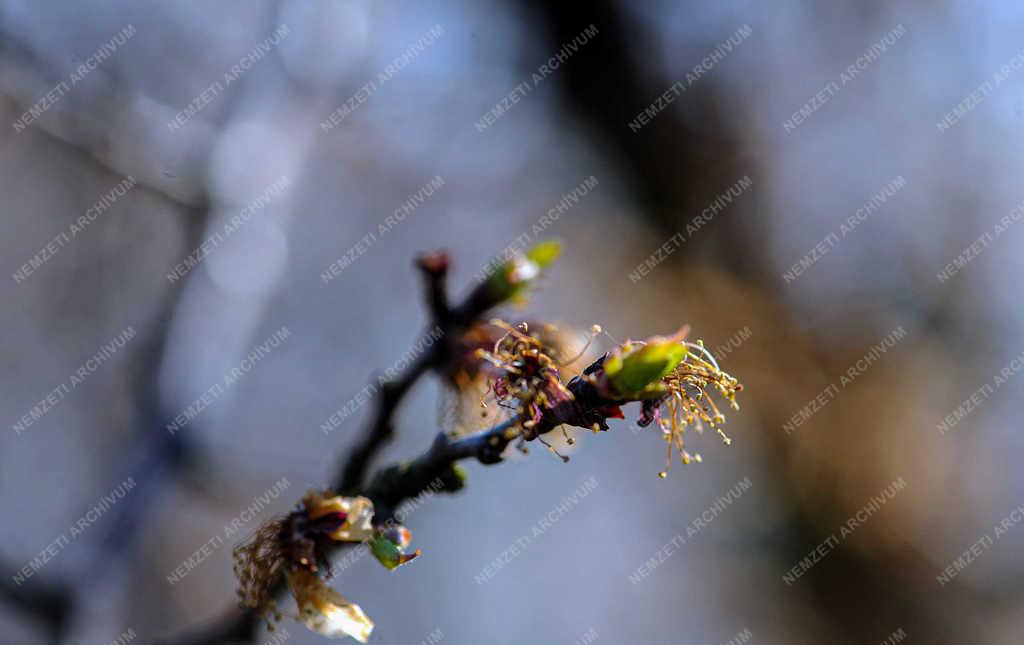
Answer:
1;1;1021;643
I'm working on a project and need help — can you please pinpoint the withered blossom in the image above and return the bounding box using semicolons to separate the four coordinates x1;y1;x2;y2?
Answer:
475;320;580;459
233;490;418;641
440;318;591;436
287;568;374;642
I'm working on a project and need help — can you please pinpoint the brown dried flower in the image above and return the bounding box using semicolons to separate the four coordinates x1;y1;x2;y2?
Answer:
232;491;415;640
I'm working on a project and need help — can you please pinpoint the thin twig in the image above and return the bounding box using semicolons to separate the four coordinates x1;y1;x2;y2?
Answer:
360;415;521;520
160;415;522;645
336;252;500;494
164;253;513;644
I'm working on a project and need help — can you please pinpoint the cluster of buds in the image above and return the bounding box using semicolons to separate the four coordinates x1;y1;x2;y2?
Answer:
620;330;742;477
476;322;743;476
233;491;419;642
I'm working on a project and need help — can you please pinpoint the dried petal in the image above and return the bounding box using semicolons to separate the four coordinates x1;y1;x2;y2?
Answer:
303;492;375;542
287;569;374;642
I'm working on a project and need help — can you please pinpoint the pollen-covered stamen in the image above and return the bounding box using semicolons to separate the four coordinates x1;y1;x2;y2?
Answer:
652;338;742;477
558;324;603;367
535;431;570;462
475;319;574;450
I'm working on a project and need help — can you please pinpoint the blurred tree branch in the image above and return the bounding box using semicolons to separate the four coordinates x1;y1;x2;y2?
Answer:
0;188;210;642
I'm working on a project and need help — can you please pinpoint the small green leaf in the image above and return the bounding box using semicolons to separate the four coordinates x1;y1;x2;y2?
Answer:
608;342;687;397
371;533;420;571
487;240;562;303
602;348;625;378
525;240;561;269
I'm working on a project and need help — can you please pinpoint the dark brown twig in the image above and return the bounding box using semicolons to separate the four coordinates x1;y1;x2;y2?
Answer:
160;412;523;645
164;252;516;644
335;252;503;495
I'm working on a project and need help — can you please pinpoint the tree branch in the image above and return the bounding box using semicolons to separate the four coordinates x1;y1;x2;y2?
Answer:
163;252;519;644
160;414;522;645
335;252;501;495
165;343;618;645
361;416;520;520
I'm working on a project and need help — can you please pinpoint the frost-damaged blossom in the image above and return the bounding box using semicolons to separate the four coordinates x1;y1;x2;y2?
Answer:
425;241;570;436
233;490;419;641
442;319;590;436
476;322;743;476
475;320;587;460
287;568;374;642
